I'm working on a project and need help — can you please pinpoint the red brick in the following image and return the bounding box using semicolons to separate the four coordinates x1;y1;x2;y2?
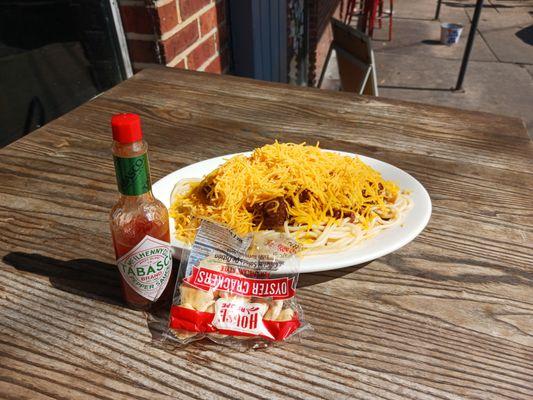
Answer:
159;21;198;62
187;35;216;70
127;39;159;63
155;1;179;34
179;0;210;20
204;47;229;74
203;54;222;74
174;59;187;69
119;5;154;35
199;5;217;36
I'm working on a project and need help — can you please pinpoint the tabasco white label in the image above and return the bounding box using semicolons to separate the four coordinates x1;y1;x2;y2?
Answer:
117;235;172;301
212;299;274;339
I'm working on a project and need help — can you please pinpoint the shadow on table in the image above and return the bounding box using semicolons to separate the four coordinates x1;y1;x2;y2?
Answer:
3;251;180;343
298;262;371;288
3;251;125;307
3;251;371;343
3;250;371;296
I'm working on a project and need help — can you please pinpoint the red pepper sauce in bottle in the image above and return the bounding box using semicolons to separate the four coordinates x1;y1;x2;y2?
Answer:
110;113;174;310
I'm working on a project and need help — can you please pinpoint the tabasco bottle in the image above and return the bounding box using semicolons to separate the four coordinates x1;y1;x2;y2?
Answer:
110;113;173;310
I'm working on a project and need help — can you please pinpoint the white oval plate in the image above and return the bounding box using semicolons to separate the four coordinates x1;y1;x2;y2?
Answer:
153;151;431;273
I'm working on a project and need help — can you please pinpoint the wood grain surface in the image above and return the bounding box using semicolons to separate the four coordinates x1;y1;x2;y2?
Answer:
0;68;532;400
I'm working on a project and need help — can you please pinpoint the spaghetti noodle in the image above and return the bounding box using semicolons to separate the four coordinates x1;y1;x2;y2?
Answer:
170;142;412;255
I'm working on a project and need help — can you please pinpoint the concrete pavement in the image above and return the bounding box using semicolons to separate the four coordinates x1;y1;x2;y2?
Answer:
322;0;533;137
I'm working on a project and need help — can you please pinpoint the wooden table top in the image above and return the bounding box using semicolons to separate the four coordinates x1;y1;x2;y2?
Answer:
1;68;532;400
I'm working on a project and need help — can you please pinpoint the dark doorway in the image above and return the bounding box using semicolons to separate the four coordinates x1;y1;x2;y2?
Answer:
228;0;308;85
0;0;130;147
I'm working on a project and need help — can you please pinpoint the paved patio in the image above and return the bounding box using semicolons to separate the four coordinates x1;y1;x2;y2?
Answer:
323;0;533;137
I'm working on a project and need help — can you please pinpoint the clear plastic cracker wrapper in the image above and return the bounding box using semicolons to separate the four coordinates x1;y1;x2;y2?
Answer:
166;220;309;347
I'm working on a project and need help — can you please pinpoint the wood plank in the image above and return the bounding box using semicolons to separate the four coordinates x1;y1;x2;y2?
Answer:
1;265;531;399
0;67;531;399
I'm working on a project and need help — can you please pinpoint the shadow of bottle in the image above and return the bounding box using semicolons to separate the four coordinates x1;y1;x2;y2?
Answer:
2;251;372;343
3;252;125;306
2;251;184;342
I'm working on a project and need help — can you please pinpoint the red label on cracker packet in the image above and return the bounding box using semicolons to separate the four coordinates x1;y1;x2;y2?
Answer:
184;266;296;300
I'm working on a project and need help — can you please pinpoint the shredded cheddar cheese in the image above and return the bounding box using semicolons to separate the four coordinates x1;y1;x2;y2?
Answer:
170;142;399;244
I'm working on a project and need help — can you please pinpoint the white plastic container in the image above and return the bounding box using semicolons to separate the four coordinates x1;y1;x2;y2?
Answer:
440;23;463;45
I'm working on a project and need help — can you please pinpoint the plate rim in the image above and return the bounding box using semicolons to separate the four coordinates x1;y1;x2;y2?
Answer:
153;149;432;273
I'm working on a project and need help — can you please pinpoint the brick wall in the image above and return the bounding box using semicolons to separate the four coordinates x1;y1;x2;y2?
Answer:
307;0;342;85
118;0;229;74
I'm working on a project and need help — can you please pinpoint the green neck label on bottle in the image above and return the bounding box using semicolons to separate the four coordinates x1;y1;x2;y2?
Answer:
113;153;152;196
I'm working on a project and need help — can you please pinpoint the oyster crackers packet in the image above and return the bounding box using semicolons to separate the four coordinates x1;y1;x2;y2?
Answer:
164;220;310;348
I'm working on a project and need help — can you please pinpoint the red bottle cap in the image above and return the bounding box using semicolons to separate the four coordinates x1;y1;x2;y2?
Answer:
111;113;143;143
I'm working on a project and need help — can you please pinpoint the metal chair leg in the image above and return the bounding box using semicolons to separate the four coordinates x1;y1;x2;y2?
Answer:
368;0;379;37
358;0;370;32
378;0;383;28
345;0;357;24
389;0;394;41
